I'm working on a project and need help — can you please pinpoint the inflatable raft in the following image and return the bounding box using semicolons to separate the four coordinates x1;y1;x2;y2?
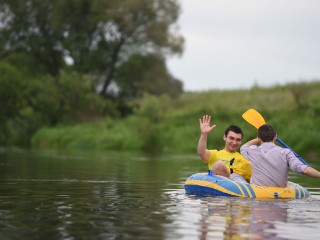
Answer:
184;172;310;199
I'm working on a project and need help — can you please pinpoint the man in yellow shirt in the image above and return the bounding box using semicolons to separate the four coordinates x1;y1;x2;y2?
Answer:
197;115;252;182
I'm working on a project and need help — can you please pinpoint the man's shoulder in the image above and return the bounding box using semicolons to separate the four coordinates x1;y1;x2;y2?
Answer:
208;149;218;153
213;149;231;154
219;149;243;157
208;149;231;157
240;144;250;150
234;151;249;159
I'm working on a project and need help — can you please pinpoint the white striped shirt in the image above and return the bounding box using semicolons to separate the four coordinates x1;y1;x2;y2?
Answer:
240;142;307;187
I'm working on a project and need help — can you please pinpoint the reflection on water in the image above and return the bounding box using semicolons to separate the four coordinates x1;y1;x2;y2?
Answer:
199;198;289;239
166;192;320;240
1;149;320;239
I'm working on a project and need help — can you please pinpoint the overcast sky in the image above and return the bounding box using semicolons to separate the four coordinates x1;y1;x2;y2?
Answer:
167;0;320;91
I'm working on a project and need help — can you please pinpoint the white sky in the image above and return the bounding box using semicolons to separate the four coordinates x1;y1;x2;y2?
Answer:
167;0;320;91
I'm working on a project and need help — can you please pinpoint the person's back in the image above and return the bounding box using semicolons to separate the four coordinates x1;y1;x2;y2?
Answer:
238;124;320;187
240;142;304;187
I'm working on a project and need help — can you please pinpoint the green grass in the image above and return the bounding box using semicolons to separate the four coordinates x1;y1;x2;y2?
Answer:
32;81;320;159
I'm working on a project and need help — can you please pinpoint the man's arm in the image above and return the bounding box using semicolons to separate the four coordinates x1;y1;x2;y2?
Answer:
197;133;210;162
243;137;261;146
197;115;216;162
303;167;320;178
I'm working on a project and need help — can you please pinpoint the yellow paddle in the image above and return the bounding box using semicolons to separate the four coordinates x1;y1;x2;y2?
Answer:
242;108;308;165
242;108;266;129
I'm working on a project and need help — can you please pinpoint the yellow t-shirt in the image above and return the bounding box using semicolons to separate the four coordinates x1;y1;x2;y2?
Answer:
208;149;252;182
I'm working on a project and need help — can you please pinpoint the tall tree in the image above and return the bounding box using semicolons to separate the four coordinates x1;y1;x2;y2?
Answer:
0;0;184;97
116;54;183;98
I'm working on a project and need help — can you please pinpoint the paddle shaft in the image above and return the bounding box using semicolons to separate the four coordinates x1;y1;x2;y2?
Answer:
276;137;308;165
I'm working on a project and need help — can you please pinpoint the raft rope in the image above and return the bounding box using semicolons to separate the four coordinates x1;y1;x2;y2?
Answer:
251;184;290;197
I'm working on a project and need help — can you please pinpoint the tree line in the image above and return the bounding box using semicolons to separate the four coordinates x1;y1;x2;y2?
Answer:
0;0;184;146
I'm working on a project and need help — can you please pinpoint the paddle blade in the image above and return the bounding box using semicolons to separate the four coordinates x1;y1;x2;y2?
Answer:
242;108;266;129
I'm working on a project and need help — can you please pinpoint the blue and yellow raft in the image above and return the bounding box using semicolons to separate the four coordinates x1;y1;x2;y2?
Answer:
184;172;310;199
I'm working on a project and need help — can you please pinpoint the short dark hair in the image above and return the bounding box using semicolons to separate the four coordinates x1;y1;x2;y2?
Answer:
224;125;243;139
258;124;276;142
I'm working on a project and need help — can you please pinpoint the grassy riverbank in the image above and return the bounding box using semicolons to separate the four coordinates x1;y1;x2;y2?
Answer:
32;81;320;159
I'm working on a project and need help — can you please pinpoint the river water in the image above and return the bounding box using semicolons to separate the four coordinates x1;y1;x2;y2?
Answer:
1;148;320;240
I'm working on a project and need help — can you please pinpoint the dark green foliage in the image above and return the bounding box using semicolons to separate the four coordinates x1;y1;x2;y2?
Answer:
0;62;24;119
132;94;172;153
117;54;183;99
0;61;112;146
0;0;184;146
0;0;184;96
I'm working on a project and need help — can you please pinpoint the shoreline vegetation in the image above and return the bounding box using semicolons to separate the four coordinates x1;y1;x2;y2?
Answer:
31;81;320;160
2;2;319;161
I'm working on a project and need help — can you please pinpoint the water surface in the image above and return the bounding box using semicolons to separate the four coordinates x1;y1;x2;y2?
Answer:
1;148;320;239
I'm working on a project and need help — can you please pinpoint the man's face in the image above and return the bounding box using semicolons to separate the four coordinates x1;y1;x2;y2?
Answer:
224;131;242;153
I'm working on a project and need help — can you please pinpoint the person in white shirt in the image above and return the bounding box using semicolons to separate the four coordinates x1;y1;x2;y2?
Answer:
236;124;320;187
